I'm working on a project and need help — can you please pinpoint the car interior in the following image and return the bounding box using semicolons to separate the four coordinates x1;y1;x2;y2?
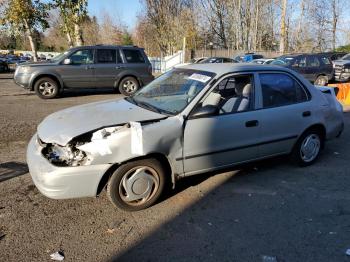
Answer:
202;75;253;114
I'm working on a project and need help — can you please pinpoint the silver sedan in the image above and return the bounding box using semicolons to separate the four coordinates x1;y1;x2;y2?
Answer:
27;64;344;211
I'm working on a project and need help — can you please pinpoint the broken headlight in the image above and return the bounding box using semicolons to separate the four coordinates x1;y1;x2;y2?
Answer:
43;142;89;167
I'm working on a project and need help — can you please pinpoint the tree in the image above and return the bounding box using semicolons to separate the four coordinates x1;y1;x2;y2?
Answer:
0;0;49;61
279;0;288;53
52;0;88;47
121;31;133;45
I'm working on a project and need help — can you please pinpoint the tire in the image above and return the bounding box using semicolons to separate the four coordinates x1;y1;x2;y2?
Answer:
314;75;328;86
107;158;166;211
291;129;324;167
118;76;140;96
34;77;59;99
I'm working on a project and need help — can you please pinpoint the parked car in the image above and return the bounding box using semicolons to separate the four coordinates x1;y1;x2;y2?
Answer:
243;53;264;62
174;57;207;68
14;45;154;98
233;54;245;62
27;63;344;211
199;57;236;63
250;58;275;65
0;60;9;72
333;53;350;82
271;54;333;86
319;52;347;62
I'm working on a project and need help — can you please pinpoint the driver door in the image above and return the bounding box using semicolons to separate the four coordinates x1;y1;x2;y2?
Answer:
60;49;96;88
183;73;261;175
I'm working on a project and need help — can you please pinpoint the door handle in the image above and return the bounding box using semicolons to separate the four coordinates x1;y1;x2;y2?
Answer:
116;65;125;69
302;111;311;117
245;120;259;127
85;66;94;70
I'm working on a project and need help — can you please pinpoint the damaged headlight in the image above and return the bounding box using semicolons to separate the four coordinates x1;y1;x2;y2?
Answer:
43;142;90;167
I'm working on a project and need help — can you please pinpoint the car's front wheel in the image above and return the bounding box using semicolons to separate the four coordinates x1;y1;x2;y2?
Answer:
34;77;59;99
314;75;328;86
291;129;324;166
118;76;140;96
107;158;166;211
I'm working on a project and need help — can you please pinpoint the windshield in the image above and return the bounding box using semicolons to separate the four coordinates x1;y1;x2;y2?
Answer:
271;56;296;65
127;69;215;115
341;54;350;60
51;52;68;62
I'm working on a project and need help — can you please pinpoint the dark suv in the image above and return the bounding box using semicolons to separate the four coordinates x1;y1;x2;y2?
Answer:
271;54;333;86
14;45;154;98
333;53;350;82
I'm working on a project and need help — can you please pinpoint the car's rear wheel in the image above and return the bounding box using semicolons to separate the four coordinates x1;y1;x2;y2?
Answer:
34;77;59;99
118;76;140;96
314;75;328;86
291;129;324;166
107;158;165;211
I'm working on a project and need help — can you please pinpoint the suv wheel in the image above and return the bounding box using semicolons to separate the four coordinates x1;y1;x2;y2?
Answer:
314;75;328;86
291;129;323;166
34;77;59;99
107;158;166;211
118;76;140;96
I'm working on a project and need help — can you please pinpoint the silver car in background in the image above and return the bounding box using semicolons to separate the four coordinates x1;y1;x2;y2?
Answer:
27;64;344;211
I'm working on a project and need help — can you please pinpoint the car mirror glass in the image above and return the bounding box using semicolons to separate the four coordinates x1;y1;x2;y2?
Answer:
63;58;71;65
191;105;218;118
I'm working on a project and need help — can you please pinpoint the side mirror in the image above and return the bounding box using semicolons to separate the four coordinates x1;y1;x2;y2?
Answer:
191;105;218;118
63;58;71;65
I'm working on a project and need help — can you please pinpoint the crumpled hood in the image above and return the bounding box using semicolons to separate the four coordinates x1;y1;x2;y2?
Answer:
38;98;165;145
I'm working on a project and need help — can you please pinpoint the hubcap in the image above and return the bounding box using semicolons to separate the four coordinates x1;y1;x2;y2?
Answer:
119;166;159;206
39;82;55;96
316;78;326;86
300;134;321;162
122;80;137;94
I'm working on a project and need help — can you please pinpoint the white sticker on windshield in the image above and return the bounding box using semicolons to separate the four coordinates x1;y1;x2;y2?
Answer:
188;73;211;83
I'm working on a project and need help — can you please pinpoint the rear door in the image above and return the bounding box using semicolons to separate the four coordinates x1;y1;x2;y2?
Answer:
59;49;95;88
305;55;321;82
256;72;312;157
94;48;124;88
121;48;150;84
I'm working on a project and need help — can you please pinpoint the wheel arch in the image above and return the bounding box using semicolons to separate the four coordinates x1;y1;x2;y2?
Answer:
294;123;326;150
96;152;174;196
115;74;142;89
30;74;63;91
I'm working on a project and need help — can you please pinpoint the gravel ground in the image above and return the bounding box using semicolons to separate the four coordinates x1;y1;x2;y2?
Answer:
1;74;350;262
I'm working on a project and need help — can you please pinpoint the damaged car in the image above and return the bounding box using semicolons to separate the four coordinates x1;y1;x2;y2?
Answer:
27;64;344;211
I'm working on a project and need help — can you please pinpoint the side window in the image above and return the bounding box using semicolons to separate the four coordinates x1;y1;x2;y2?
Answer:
122;49;145;63
96;49;116;64
321;56;331;65
297;56;307;67
202;75;254;114
260;73;308;108
307;56;320;67
69;49;93;64
116;49;122;63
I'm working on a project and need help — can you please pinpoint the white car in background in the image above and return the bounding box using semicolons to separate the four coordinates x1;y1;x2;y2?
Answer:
251;58;275;65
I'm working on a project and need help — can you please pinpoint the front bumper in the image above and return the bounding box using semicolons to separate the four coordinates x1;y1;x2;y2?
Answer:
334;71;350;82
13;73;31;89
27;134;112;199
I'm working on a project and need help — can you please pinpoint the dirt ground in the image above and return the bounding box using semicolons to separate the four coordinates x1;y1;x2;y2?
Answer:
1;73;350;262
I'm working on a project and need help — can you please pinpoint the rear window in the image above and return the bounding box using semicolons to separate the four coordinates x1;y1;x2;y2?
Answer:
123;49;145;63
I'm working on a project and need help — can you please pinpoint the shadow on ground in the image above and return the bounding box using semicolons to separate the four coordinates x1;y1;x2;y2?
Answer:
59;88;120;98
111;155;350;262
0;161;28;182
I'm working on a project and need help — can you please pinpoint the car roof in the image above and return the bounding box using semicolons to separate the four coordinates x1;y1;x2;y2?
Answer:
69;45;142;50
179;63;294;75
